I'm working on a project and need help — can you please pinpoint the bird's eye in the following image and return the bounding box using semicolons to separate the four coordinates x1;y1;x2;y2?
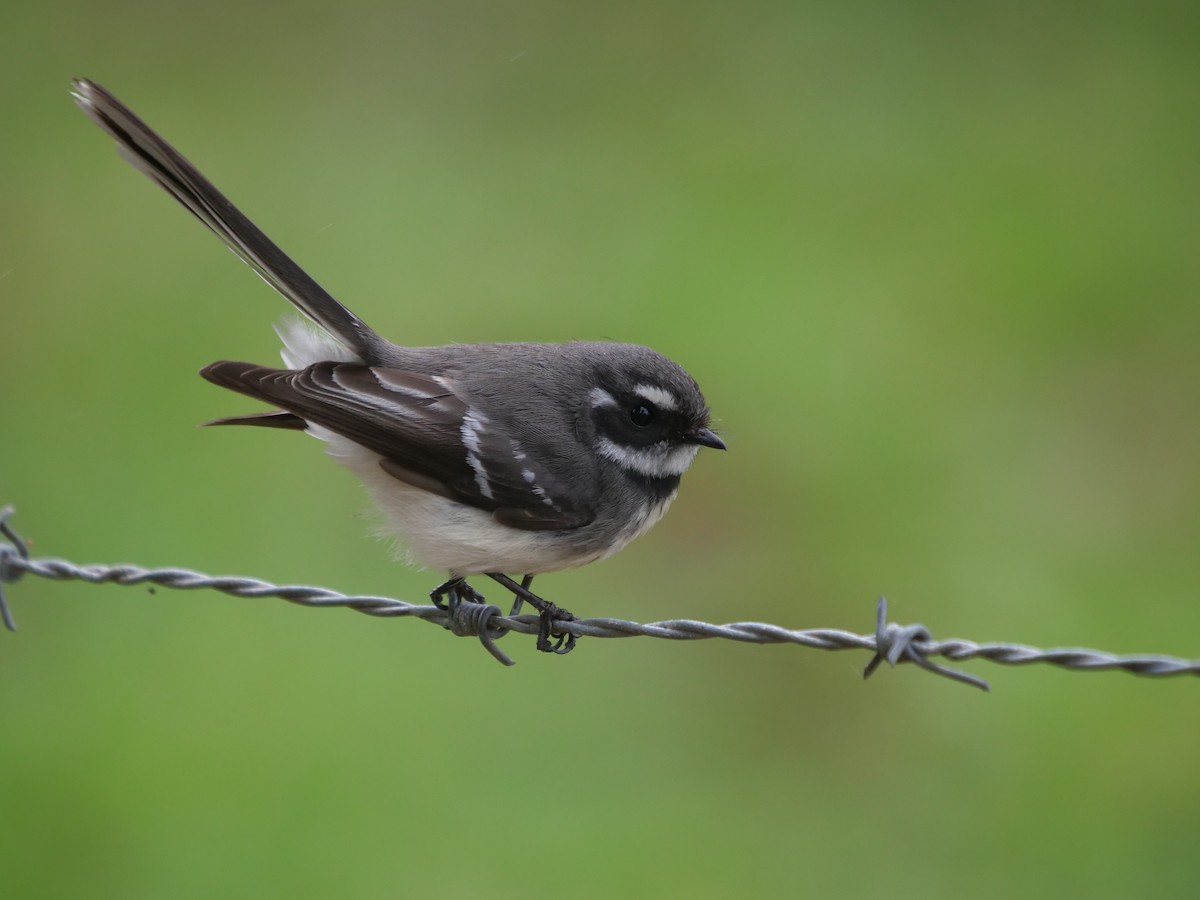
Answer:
629;403;655;426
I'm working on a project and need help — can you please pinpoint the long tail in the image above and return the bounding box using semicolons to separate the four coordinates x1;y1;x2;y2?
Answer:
71;78;387;362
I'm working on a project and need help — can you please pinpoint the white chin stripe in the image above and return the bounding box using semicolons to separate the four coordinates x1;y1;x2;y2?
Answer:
598;437;699;479
632;383;680;412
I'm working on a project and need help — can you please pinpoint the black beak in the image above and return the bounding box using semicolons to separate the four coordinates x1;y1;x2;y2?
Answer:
691;427;727;451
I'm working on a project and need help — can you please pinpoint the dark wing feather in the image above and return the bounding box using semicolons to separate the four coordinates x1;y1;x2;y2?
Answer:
200;360;594;530
205;410;307;429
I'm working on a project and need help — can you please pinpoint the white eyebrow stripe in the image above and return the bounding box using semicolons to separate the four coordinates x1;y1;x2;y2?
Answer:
590;387;619;409
597;437;699;478
632;384;679;412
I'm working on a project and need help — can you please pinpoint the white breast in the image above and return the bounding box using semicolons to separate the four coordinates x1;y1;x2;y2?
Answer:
311;427;627;575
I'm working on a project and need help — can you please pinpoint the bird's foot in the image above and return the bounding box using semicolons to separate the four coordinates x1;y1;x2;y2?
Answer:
429;576;487;612
487;573;578;655
534;601;578;654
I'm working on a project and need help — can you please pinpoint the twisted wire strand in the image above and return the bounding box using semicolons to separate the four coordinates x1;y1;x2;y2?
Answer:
2;506;1198;689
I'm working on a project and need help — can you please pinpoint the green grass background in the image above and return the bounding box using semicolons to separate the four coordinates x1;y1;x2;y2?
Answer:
2;1;1198;897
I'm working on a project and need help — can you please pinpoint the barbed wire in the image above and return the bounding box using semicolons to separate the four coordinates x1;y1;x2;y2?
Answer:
2;504;1198;691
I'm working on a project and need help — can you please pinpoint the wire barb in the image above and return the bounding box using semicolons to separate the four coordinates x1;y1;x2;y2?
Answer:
2;505;1198;687
864;597;991;691
0;505;28;631
444;594;515;667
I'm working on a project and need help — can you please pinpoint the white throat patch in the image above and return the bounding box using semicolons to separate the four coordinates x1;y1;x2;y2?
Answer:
597;437;699;479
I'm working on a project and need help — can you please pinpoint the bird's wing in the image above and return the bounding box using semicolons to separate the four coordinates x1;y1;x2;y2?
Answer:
201;360;595;531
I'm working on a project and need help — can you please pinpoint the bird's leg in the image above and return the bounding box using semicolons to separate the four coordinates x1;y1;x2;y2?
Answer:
429;576;486;612
505;574;535;616
486;572;577;655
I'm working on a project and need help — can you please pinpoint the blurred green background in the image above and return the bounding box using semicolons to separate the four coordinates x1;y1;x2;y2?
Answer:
3;1;1198;897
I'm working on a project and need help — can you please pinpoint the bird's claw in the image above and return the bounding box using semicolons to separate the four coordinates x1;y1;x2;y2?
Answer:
430;577;486;611
536;603;578;655
486;572;579;655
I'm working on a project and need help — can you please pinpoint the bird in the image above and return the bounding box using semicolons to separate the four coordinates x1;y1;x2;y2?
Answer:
71;78;725;654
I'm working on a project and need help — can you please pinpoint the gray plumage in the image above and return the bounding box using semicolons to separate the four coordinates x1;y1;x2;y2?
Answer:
73;78;724;582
